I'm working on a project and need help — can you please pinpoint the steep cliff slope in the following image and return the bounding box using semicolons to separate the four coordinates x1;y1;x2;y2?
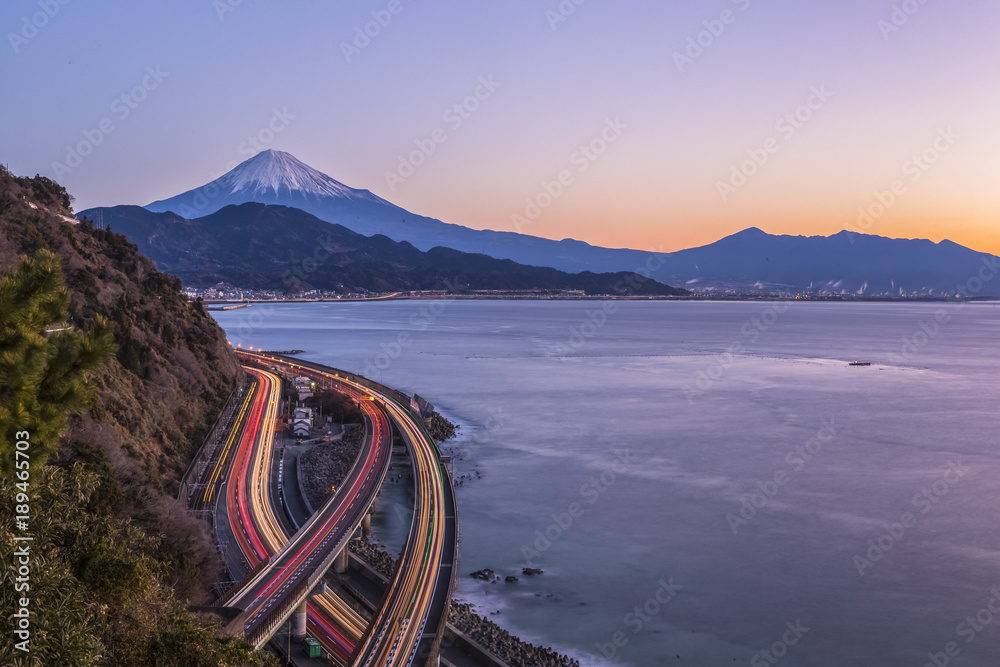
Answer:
0;166;273;666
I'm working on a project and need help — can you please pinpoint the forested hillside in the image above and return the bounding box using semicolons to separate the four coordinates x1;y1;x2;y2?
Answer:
0;167;275;666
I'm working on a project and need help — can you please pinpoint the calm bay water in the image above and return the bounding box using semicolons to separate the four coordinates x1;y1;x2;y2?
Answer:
213;300;1000;666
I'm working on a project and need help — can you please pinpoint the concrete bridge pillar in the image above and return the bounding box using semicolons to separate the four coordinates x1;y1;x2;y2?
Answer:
362;512;371;536
335;546;349;574
293;600;308;638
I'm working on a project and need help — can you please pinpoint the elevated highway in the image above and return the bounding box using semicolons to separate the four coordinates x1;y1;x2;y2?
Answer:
217;366;392;655
235;350;459;667
214;366;372;661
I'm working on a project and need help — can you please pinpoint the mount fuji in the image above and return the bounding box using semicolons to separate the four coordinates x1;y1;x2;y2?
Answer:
138;150;1000;297
145;150;656;273
147;150;397;226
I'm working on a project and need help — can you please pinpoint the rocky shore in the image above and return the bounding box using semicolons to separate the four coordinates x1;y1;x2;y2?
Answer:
300;424;364;510
349;536;398;579
352;539;579;667
302;408;578;666
427;412;458;442
449;602;580;667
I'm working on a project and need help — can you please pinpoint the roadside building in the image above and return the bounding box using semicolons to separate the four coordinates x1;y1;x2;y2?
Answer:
290;406;313;437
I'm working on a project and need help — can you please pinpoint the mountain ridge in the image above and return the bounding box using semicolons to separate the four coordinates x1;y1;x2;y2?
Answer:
80;202;690;296
148;149;391;210
138;151;999;297
143;150;662;273
665;227;1000;296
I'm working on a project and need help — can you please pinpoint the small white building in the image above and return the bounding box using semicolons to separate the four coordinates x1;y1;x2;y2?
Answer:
290;406;313;437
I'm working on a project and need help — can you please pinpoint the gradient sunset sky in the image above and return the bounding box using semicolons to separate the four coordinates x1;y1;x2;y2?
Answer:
2;0;997;254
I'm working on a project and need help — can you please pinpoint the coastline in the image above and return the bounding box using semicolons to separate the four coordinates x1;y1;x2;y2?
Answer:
219;305;1000;666
203;293;994;304
291;392;582;666
429;406;597;667
352;537;582;667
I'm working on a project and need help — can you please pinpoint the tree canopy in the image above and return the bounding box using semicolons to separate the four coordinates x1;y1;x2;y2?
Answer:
0;249;114;475
0;253;277;665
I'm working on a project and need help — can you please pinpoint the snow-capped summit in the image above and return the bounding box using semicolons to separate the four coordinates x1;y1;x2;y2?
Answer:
217;150;383;201
146;150;390;218
145;150;668;272
139;151;1000;295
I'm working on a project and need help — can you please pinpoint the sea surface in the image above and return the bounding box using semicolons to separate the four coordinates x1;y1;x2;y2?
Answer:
213;300;1000;666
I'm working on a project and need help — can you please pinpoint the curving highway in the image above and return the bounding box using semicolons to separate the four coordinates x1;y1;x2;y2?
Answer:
233;351;458;667
220;362;392;655
188;374;258;515
221;367;373;660
190;365;374;662
352;395;446;667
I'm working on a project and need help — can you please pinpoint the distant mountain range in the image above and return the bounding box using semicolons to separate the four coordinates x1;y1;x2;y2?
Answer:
660;227;1000;297
129;150;999;297
145;150;660;274
77;203;688;296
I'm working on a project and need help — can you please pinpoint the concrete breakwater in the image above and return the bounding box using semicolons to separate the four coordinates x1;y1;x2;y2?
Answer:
448;601;580;667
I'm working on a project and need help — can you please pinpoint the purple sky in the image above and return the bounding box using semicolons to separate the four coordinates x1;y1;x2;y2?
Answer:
2;0;997;253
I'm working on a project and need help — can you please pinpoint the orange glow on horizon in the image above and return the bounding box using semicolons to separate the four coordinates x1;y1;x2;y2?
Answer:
464;213;1000;258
